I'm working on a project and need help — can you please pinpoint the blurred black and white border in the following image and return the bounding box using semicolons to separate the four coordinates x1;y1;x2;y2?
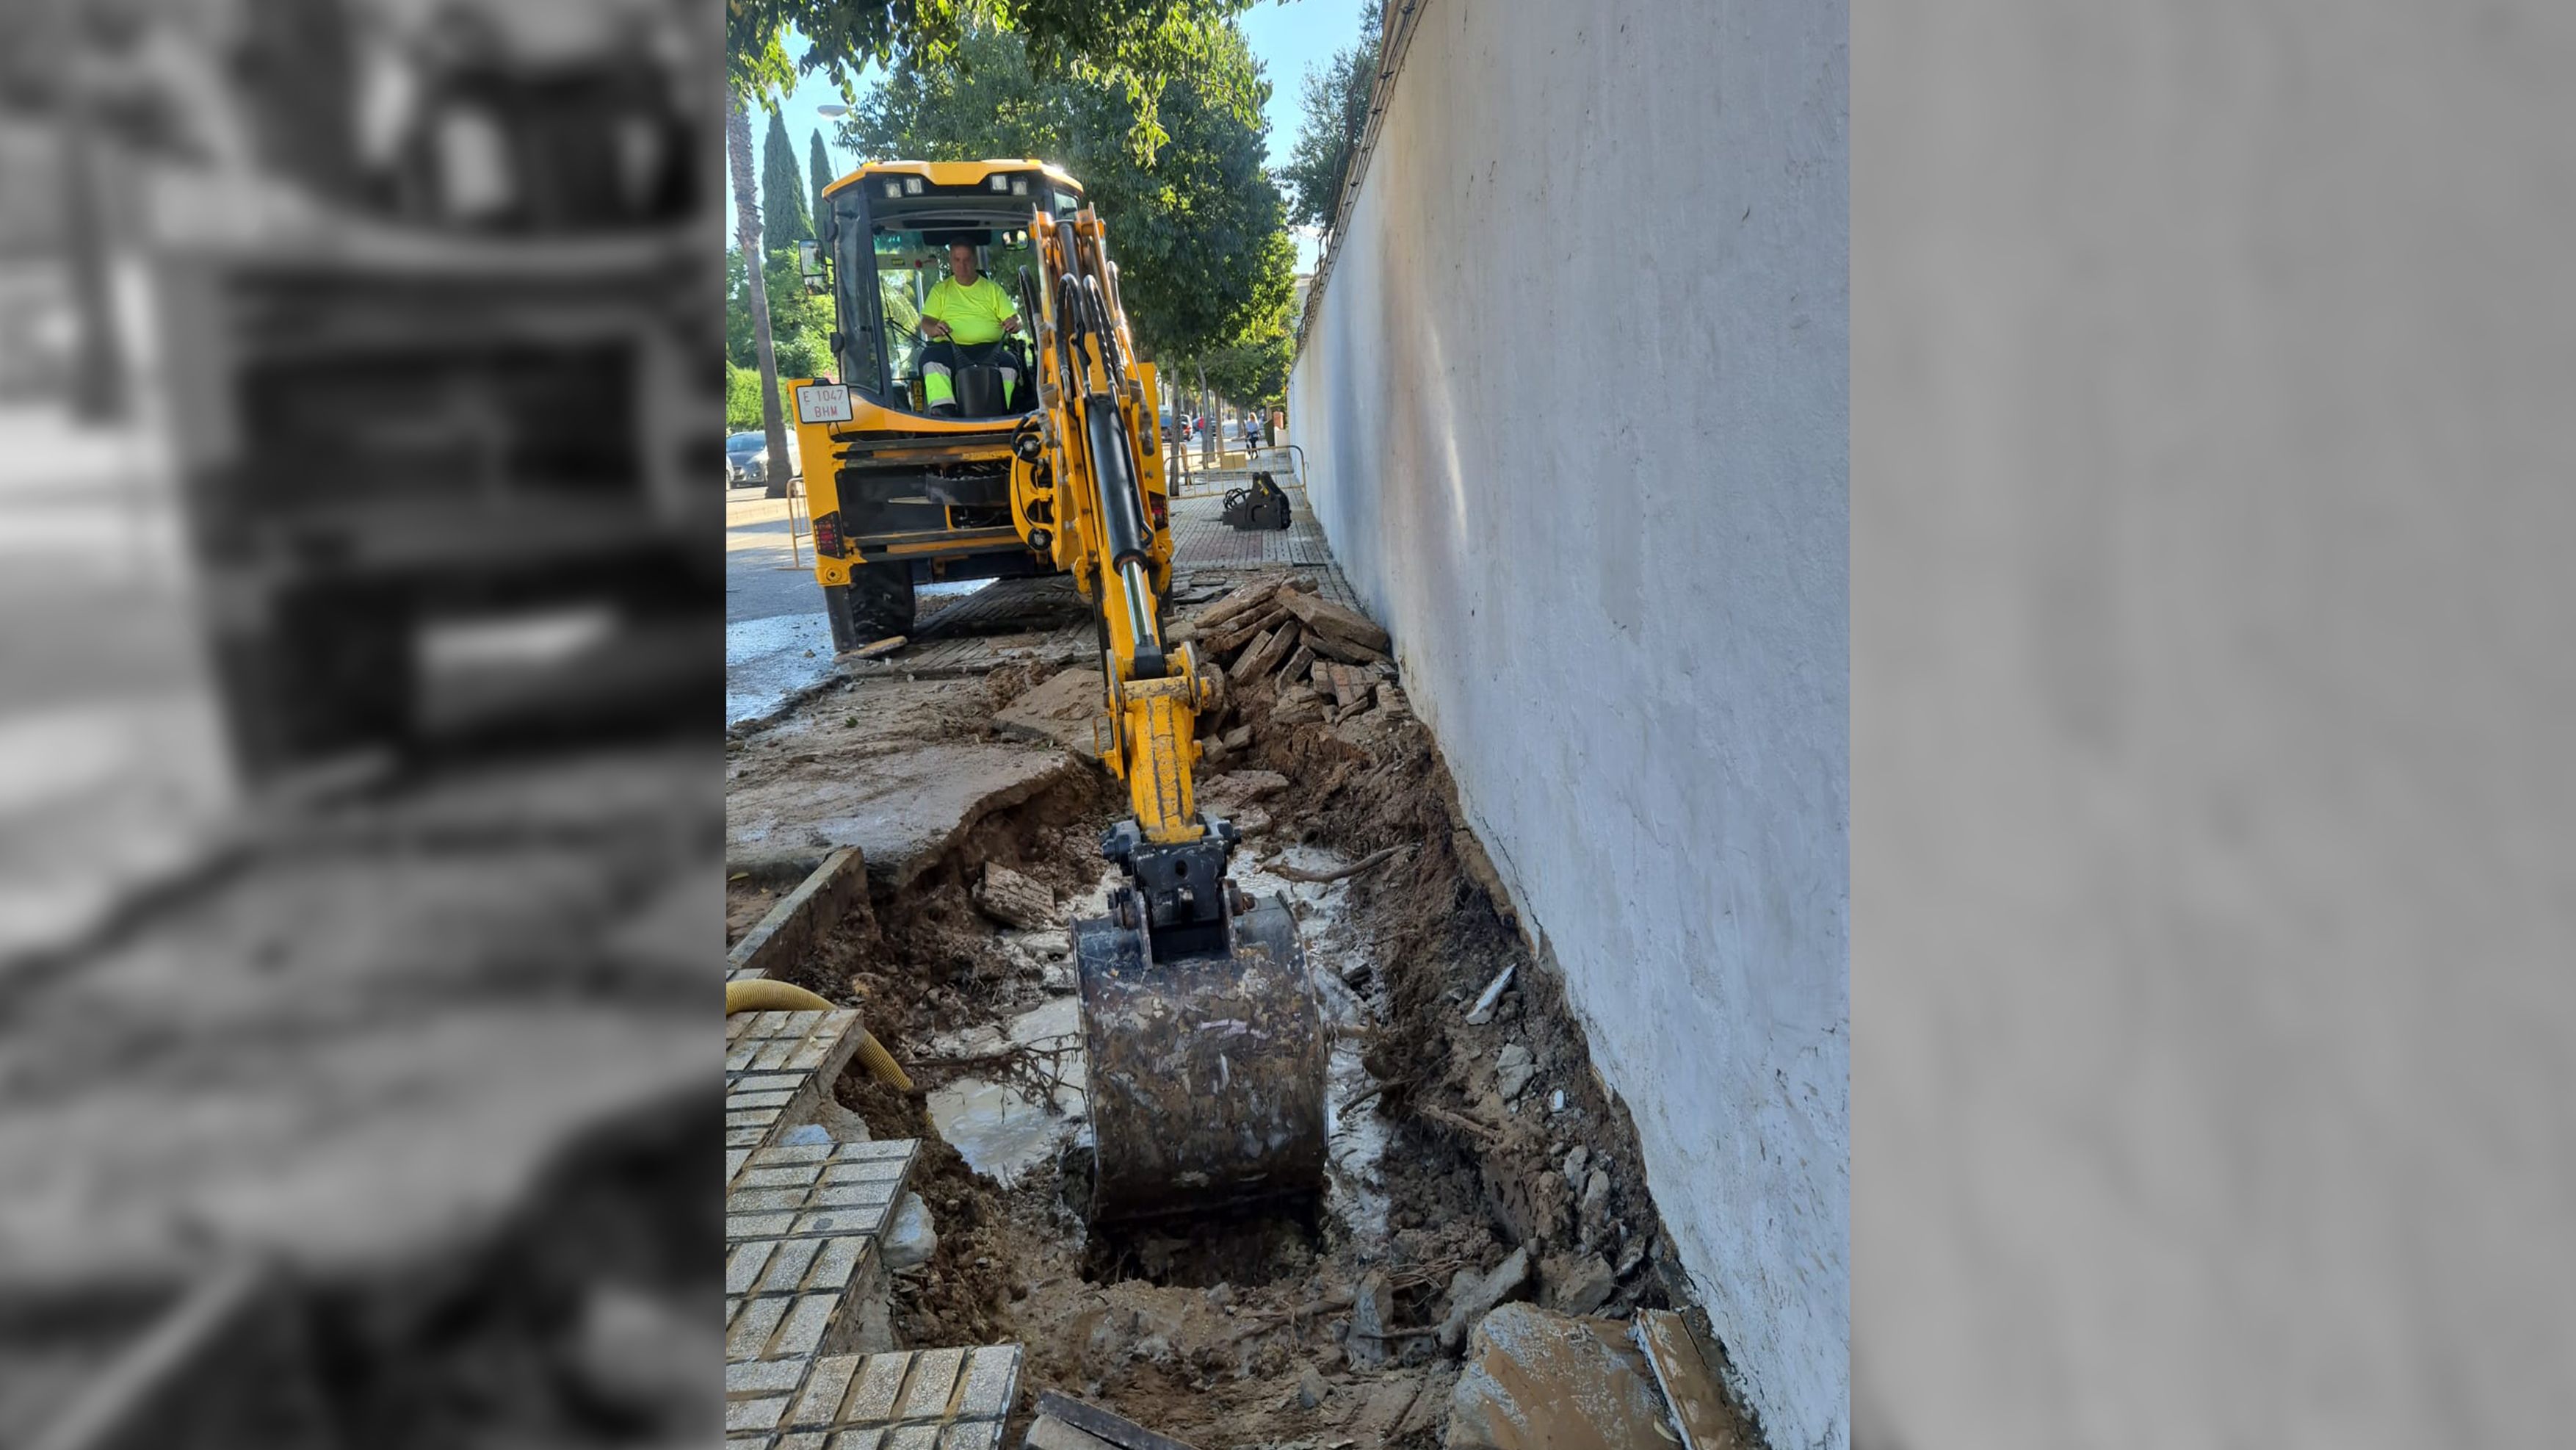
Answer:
0;0;724;1443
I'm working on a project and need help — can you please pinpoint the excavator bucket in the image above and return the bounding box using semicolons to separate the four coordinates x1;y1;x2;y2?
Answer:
1074;894;1329;1224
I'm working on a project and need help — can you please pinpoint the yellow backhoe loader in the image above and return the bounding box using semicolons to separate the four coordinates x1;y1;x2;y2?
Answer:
789;162;1325;1227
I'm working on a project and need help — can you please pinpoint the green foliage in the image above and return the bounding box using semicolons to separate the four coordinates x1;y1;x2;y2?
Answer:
730;0;1260;162
762;108;814;242
808;130;837;234
726;361;766;432
1279;4;1382;230
839;22;1292;363
728;245;837;373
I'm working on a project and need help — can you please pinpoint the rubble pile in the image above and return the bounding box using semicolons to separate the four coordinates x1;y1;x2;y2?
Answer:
1168;576;1409;765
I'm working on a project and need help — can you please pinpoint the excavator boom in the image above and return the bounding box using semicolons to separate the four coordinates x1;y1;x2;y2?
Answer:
1008;209;1328;1226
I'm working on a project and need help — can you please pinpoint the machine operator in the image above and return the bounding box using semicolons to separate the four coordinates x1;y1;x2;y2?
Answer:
919;239;1022;415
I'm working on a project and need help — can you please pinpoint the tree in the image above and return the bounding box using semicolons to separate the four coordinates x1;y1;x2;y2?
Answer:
808;129;837;236
1279;4;1382;231
726;361;765;432
730;0;1264;162
762;107;814;243
728;96;795;499
841;21;1292;364
729;245;836;368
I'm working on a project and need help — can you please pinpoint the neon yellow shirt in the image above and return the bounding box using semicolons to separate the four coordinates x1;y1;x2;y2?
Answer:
923;275;1018;345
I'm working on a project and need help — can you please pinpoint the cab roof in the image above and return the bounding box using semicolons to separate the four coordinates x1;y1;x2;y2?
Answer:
822;159;1084;199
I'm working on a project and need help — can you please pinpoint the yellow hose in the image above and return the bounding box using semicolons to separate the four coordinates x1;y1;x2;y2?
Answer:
726;978;835;1014
725;978;915;1092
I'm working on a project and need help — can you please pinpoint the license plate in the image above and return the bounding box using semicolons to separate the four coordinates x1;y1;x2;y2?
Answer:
796;383;854;424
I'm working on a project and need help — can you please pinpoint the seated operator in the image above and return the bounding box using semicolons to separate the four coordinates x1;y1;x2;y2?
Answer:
919;239;1023;415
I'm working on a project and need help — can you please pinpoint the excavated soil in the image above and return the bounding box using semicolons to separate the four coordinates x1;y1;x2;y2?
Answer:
775;646;1749;1449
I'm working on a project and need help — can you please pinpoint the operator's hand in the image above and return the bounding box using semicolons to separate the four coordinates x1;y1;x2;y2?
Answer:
922;317;951;339
1001;315;1023;336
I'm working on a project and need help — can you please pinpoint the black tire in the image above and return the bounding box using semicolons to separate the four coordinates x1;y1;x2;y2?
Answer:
849;561;916;642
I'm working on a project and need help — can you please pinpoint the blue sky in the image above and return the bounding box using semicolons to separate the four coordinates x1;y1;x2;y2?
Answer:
732;0;1370;272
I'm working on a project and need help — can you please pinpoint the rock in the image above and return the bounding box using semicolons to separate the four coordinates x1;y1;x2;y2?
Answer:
1231;805;1273;837
1206;1282;1235;1310
1298;1364;1330;1410
1615;1234;1652;1280
1347;1270;1395;1369
975;862;1058;930
1133;1333;1173;1363
1549;1089;1567;1113
1497;1044;1532;1072
1443;1304;1670;1450
1496;1045;1537;1100
882;1191;938;1272
1563;1146;1591;1183
1463;964;1515;1025
1545;1252;1618;1316
1270;685;1325;725
1437;1244;1534;1352
1221;724;1255;751
1579;1170;1613;1249
1375;682;1412;720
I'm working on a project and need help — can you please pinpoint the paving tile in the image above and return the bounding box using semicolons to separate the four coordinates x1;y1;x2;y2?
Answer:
841;1352;912;1423
894;1347;968;1421
955;1346;1019;1421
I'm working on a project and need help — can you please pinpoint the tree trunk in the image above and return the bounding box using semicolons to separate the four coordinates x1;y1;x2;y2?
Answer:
728;95;794;500
1197;362;1216;466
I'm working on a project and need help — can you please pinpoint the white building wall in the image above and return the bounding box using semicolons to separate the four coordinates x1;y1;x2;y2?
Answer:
1287;1;1848;1445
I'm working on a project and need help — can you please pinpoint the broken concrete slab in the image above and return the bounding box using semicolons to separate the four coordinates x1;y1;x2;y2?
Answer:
1632;1309;1752;1450
726;744;1079;892
1276;588;1392;654
1443;1303;1674;1450
992;666;1106;761
974;862;1058;931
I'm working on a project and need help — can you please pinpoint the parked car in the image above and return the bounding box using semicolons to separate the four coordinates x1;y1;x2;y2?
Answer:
724;430;800;488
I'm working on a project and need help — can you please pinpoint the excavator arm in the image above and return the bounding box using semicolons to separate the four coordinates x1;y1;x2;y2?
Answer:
1005;210;1327;1225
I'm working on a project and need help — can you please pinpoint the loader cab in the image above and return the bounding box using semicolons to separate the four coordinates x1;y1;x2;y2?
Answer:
823;165;1086;419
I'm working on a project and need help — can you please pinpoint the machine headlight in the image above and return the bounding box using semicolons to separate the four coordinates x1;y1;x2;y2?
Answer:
1011;177;1028;195
903;176;923;195
883;179;901;198
989;174;1009;192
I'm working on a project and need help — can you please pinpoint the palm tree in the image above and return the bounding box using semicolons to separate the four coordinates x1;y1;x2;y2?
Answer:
728;94;795;499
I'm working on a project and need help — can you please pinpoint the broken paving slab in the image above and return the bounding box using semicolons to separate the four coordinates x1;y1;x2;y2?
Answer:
991;666;1106;762
1632;1309;1751;1450
728;743;1081;891
726;1009;869;1154
1443;1302;1676;1450
728;847;870;984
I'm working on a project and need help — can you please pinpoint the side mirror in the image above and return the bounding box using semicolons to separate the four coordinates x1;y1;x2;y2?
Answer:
797;240;828;293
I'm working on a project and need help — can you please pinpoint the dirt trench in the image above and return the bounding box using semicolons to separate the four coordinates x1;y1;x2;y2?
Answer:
773;654;1738;1449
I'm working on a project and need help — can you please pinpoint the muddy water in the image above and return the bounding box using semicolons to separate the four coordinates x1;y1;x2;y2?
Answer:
924;995;1089;1184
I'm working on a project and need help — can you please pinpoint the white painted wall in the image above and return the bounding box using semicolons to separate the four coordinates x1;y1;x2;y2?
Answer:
1287;1;1848;1446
